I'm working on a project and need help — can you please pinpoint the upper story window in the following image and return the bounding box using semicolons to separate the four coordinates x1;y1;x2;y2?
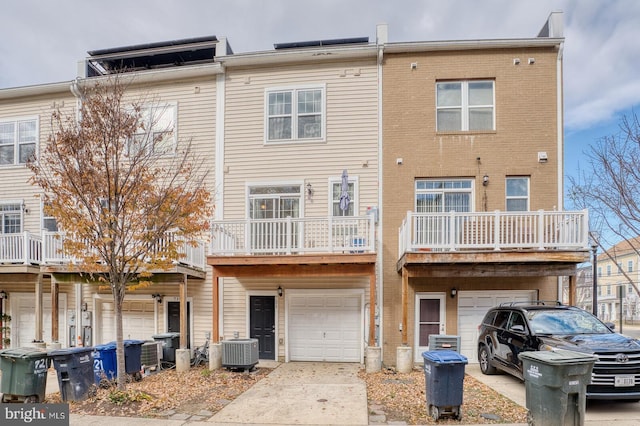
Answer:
129;104;176;155
606;265;611;276
42;202;58;232
0;118;38;165
415;179;473;213
0;202;22;234
506;177;530;211
330;178;356;217
266;87;324;142
436;80;494;132
628;260;634;273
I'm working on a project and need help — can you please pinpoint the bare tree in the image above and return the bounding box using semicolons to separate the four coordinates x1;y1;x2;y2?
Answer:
29;77;212;390
568;112;640;297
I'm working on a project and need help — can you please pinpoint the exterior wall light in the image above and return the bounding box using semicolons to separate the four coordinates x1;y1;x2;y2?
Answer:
277;286;283;297
450;288;457;298
483;174;489;186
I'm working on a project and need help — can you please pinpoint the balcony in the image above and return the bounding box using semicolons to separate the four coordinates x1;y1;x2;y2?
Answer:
1;231;206;271
398;209;590;256
210;216;375;256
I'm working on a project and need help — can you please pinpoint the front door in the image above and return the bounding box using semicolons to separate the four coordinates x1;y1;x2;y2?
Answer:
250;296;275;360
167;301;191;348
414;293;446;361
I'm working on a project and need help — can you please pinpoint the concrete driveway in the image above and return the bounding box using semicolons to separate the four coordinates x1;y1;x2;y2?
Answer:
208;362;367;425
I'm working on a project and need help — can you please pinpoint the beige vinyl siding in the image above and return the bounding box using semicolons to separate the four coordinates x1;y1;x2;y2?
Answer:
223;60;379;219
221;276;371;360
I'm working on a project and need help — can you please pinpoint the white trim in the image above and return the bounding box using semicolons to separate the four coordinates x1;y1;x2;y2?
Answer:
245;181;305;219
215;73;225;221
413;292;446;362
284;288;365;363
327;175;359;216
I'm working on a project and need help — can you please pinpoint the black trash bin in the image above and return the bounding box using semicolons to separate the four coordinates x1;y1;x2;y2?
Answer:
112;339;145;380
49;347;95;402
422;350;468;421
0;347;50;403
152;333;180;366
519;349;597;426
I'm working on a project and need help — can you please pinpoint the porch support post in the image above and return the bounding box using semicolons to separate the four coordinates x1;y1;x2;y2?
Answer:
401;266;408;345
568;275;576;306
369;268;376;346
51;277;59;343
34;274;43;342
179;274;187;349
212;269;220;343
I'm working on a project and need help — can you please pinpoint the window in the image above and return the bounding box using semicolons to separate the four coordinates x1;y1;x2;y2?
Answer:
129;105;176;155
42;203;58;232
415;179;472;213
628;260;634;273
597;267;602;278
0;118;37;165
506;177;530;211
0;202;22;234
247;185;302;252
330;179;356;217
607;285;611;296
607;265;611;276
266;87;323;142
436;80;494;131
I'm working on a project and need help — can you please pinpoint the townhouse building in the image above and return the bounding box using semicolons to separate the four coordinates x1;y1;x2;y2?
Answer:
0;11;590;369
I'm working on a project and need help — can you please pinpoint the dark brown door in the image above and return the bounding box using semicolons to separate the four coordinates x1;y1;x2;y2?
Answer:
250;296;275;360
167;301;191;348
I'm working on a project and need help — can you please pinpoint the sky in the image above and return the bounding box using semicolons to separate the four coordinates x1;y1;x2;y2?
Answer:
1;0;639;210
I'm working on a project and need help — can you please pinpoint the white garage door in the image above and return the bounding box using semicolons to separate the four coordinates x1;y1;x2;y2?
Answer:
458;290;536;363
288;291;362;362
12;293;67;347
97;299;156;344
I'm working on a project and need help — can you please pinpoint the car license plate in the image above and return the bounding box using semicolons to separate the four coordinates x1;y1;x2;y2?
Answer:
614;375;635;387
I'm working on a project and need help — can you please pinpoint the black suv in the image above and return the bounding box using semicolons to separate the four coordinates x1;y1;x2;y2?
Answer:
477;301;640;400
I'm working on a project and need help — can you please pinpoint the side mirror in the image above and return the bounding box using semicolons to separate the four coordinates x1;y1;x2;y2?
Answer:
605;322;616;331
510;325;525;332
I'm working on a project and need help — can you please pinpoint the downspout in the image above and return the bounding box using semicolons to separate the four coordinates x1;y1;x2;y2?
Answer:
214;68;226;340
376;24;386;357
556;39;565;300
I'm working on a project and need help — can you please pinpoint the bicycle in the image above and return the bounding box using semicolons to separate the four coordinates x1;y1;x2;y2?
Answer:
191;332;210;366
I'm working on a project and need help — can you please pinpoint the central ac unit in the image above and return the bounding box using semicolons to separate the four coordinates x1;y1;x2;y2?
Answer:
428;335;461;352
222;338;259;370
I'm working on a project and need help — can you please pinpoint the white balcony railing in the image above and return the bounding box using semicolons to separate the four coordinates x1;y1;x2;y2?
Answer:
211;216;375;255
398;210;590;256
0;232;42;265
41;231;206;270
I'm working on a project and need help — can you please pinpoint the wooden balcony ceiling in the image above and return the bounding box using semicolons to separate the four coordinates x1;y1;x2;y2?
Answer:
208;253;376;278
40;263;206;280
397;249;591;277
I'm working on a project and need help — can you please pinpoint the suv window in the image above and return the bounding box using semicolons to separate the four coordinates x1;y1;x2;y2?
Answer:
493;311;510;329
507;312;526;332
482;310;497;326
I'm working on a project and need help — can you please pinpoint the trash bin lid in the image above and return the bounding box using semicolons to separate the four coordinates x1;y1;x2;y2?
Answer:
123;339;146;346
518;349;597;365
94;342;117;351
0;347;48;359
152;333;180;339
48;347;94;357
422;350;468;364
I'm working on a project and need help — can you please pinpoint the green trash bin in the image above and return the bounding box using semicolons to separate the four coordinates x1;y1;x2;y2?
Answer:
0;347;51;403
519;349;597;426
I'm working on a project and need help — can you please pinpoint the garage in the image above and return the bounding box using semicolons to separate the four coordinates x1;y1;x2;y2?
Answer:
96;298;156;344
11;293;67;347
287;290;363;362
458;290;536;363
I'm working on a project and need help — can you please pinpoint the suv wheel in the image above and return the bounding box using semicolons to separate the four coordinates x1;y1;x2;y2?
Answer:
479;345;497;375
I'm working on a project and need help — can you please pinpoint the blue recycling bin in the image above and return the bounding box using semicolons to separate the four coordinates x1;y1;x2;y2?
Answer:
121;339;144;377
93;342;117;385
49;347;95;402
422;350;468;421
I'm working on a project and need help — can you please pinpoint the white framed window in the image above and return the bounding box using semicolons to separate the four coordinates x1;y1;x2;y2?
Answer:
266;86;324;142
415;179;473;213
329;177;357;217
0;117;38;165
607;265;611;276
42;202;58;232
0;202;22;234
628;260;633;273
506;177;530;211
436;80;495;131
129;104;176;155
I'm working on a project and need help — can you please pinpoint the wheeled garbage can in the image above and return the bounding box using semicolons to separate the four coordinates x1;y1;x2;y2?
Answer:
93;342;117;386
152;333;180;366
422;350;468;420
49;347;95;402
519;349;597;426
0;347;50;403
120;340;144;380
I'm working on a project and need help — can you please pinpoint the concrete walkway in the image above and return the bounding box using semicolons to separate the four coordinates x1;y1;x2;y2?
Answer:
208;362;368;425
